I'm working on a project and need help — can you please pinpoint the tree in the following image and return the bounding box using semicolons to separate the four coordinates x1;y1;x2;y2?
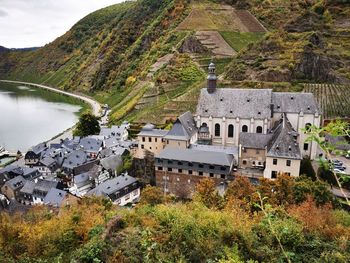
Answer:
194;178;223;209
140;185;165;206
73;112;100;137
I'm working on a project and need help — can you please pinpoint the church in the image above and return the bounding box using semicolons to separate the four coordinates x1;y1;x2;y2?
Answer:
195;62;321;161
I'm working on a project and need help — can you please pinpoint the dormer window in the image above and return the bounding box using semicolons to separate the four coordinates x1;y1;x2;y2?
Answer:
220;98;223;102
258;112;261;115
230;110;233;114
291;96;294;100
277;105;280;109
247;99;250;102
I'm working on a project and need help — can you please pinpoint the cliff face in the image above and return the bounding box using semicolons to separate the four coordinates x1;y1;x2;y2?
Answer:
225;1;350;84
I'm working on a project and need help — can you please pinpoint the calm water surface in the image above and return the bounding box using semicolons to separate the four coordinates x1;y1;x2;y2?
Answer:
0;83;82;151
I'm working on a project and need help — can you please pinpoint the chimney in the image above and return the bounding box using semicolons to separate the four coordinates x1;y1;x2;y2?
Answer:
207;62;217;94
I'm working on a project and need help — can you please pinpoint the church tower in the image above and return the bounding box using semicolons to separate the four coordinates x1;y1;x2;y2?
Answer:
207;62;217;94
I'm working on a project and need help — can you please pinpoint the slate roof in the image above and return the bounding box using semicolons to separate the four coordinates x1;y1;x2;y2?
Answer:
79;137;103;153
73;160;99;176
31;143;47;155
165;111;197;141
34;179;58;193
20;181;36;194
196;88;273;119
272;92;319;114
239;133;274;149
138;123;169;137
21;167;40;179
62;137;80;150
74;172;91;187
4;176;26;191
104;137;120;148
266;114;301;160
62;150;88;170
100;155;123;171
100;124;128;139
87;175;138;197
43;188;67;207
39;156;57;167
156;148;234;167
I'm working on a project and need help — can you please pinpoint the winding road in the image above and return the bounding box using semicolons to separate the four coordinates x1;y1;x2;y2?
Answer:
0;80;101;116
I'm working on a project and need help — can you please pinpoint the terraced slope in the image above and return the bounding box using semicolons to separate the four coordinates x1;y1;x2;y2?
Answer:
304;83;350;120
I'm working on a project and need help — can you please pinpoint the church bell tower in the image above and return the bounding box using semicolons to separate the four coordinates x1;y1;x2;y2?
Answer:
207;62;217;94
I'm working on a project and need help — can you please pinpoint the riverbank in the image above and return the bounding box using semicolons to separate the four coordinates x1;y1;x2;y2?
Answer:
0;80;102;117
0;80;102;157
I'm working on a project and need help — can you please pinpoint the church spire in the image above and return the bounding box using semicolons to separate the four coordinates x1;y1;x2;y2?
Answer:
207;62;217;94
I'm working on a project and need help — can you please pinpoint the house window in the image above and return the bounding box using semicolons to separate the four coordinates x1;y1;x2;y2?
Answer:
189;170;193;175
199;171;203;176
273;159;278;165
242;160;247;165
209;165;214;170
228;125;234;138
158;167;163;171
256;126;263;134
304;143;309;151
202;122;207;127
271;171;278;179
149;137;152;142
210;173;214;178
155;138;158;142
242;125;248;133
189;162;193;167
221;174;226;179
167;168;172;172
141;145;144;149
142;137;145;142
286;160;291;167
178;169;183;173
215;124;221;137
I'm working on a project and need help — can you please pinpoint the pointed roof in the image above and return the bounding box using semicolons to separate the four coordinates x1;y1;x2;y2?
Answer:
266;114;301;160
164;111;197;141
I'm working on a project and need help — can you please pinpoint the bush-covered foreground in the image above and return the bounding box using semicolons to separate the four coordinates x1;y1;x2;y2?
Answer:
0;176;349;263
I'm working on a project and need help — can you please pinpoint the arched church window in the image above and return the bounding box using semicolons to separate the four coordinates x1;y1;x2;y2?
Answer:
305;123;312;132
228;125;234;138
215;124;220;137
242;125;248;133
202;122;207;127
256;126;263;134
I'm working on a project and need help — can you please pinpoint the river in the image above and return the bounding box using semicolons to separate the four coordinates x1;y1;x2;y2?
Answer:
0;82;83;152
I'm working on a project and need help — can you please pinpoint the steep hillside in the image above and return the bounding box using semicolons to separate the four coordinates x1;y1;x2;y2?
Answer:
1;0;350;124
225;0;350;85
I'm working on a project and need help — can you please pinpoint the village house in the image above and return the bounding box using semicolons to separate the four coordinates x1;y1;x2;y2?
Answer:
137;124;168;156
25;143;47;166
87;174;140;206
43;188;78;208
1;175;26;200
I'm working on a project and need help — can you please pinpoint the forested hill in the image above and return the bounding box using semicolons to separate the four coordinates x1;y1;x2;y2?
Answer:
1;0;350;124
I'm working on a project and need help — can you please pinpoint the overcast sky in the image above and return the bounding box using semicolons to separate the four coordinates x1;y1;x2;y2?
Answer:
0;0;124;48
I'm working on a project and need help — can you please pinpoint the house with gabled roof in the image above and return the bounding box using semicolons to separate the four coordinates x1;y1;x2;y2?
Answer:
164;111;198;149
86;174;140;206
1;175;26;199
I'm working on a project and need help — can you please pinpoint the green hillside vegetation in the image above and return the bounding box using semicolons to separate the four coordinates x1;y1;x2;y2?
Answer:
1;0;350;124
220;31;266;51
1;176;349;262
